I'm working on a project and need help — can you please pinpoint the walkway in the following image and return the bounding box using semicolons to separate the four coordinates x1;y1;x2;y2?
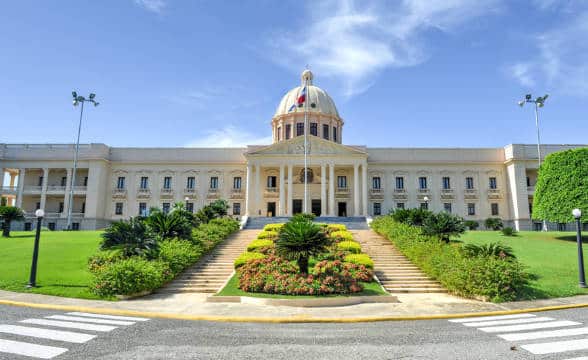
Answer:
352;230;447;294
159;229;258;294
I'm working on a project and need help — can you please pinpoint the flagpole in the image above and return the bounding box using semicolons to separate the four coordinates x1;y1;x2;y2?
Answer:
303;76;309;214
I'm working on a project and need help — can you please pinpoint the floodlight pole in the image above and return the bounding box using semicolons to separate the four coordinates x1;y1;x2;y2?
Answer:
66;101;84;230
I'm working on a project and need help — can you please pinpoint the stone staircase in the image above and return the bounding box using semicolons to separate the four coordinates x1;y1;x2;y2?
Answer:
245;216;369;230
159;229;258;293
352;230;447;294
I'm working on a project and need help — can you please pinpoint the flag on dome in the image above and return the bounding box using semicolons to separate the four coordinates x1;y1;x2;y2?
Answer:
297;86;307;105
288;103;296;112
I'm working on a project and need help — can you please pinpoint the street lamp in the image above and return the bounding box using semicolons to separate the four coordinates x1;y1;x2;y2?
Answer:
423;196;430;210
67;92;99;230
518;93;549;231
573;208;586;288
27;209;44;288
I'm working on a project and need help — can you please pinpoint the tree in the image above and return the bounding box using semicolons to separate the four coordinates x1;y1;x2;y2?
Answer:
422;212;466;243
145;206;193;240
275;219;331;274
100;217;159;258
195;199;229;224
391;208;432;226
484;217;503;230
533;148;588;223
0;206;25;237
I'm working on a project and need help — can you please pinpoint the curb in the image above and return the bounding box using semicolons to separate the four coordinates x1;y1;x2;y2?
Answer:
1;299;587;323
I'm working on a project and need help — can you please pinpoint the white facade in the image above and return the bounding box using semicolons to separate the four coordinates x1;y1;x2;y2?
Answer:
1;71;585;231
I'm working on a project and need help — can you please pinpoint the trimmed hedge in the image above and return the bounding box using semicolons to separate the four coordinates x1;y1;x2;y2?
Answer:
371;216;528;302
158;239;203;274
326;224;347;233
234;252;266;268
263;224;284;232
247;239;274;252
337;241;361;254
257;230;279;240
344;254;374;269
330;230;354;242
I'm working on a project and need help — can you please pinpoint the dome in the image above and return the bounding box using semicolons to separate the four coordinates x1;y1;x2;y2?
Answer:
274;70;339;118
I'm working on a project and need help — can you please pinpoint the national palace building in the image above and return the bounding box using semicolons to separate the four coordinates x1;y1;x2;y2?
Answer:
0;70;585;231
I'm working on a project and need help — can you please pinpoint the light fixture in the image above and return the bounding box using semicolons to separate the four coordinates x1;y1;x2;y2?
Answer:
423;196;430;203
573;208;582;219
518;100;525;107
89;93;95;100
34;209;45;218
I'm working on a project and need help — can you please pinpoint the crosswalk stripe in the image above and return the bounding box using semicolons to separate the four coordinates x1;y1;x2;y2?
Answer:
561;357;588;360
46;315;135;326
521;338;588;355
21;319;117;332
0;324;96;343
462;317;554;327
479;320;581;333
449;314;536;323
67;312;150;321
0;338;68;359
499;327;588;342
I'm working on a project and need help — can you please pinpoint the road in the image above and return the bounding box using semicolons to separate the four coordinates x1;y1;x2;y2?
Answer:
1;304;588;359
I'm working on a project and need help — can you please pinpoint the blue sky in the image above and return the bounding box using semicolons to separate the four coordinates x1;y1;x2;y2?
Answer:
1;0;587;148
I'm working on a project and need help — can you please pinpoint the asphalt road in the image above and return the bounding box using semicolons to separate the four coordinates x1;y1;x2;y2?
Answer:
1;305;588;359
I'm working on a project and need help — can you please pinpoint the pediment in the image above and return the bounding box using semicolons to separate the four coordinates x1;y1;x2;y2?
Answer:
245;136;366;157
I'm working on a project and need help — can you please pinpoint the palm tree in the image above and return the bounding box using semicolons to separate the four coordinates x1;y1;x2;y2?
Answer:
0;206;25;237
101;217;159;258
145;207;192;240
275;219;331;274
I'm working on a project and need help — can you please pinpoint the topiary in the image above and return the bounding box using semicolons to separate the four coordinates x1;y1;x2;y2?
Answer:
234;252;266;268
257;230;279;240
337;241;362;254
326;224;347;233
330;230;355;242
247;239;274;252
501;227;517;237
263;223;284;232
344;254;374;269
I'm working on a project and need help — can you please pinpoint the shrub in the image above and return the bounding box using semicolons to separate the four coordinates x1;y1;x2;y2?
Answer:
422;212;466;243
263;224;284;232
87;249;125;273
344;254;374;269
100;218;159;259
195;199;230;224
485;217;504;230
462;243;516;260
330;230;354;242
326;224;347;233
275;219;331;274
90;258;172;297
501;227;517;237
337;241;361;254
145;206;193;240
0;206;25;237
257;230;279;240
234;252;266;268
391;208;432;226
464;220;479;230
192;218;239;249
158;239;203;274
247;239;274;252
291;213;316;222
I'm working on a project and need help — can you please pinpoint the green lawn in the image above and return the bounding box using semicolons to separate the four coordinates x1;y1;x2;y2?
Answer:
460;230;588;299
0;231;104;300
216;273;388;298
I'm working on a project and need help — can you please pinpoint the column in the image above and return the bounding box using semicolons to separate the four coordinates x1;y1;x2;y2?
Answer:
39;168;49;211
245;164;252;216
287;164;293;216
320;163;326;216
16;168;25;208
0;168;4;197
62;168;72;218
329;163;335;216
362;162;368;216
254;163;261;216
353;163;360;216
279;164;285;216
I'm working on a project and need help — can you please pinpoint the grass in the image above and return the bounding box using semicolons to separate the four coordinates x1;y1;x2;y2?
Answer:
0;230;104;300
216;273;388;298
460;230;588;299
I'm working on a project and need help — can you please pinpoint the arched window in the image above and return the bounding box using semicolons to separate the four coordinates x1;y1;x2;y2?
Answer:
299;168;313;183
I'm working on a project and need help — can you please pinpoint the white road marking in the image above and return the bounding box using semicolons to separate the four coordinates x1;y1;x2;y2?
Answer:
21;318;117;332
499;327;588;341
0;338;68;359
0;324;96;343
46;315;135;326
479;320;581;333
449;314;536;323
561;357;588;360
463;317;554;327
521;338;588;355
67;312;150;321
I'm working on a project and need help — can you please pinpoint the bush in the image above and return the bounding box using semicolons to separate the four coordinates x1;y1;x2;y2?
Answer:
90;257;172;297
462;243;516;260
158;239;203;274
337;241;361;254
247;239;274;252
275;219;331;274
326;224;347;233
501;227;517;236
88;249;124;273
100;218;159;259
391;208;432;226
464;220;479;230
263;224;284;232
329;230;354;242
234;252;266;268
192;218;239;249
291;213;316;222
344;254;374;269
145;205;193;241
485;218;503;230
422;212;466;243
257;230;279;240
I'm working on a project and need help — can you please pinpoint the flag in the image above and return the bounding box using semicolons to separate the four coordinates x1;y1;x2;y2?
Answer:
288;103;296;112
297;86;307;105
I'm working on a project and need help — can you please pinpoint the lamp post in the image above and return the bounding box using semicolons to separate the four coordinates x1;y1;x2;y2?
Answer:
27;209;44;288
573;208;587;288
423;196;430;210
67;92;99;230
518;94;549;231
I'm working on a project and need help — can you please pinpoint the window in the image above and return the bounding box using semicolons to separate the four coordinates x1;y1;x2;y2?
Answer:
210;176;218;189
233;177;242;189
443;203;452;213
48;222;56;231
186;176;195;189
419;177;427;190
533;222;543;231
300;168;313;183
233;202;241;215
61;176;67;187
466;177;474;190
115;202;123;215
296;123;304;136
72;223;80;231
491;203;499;216
117;177;126;189
420;202;428;210
372;176;381;189
322;124;329;140
186;202;194;213
396;202;405;209
467;203;476;216
529;202;533;216
526;176;531;187
38;176;43;186
277;126;282;141
337;176;347;189
395;176;404;190
81;202;85;214
163;176;172;189
140;177;148;189
36;202;40;210
84;176;88;186
58;202;64;213
489;177;497;189
24;223;32;231
139;202;147;216
557;223;566;231
333;127;337;142
285;124;292;140
373;202;381;216
162;203;170;214
310;122;318;136
442;177;451;190
267;176;277;188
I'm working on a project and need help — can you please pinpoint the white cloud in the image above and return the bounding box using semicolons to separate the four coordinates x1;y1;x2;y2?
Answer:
267;0;501;97
509;63;535;88
134;0;166;13
185;125;272;147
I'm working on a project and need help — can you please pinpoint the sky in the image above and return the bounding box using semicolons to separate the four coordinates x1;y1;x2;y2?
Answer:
0;0;587;148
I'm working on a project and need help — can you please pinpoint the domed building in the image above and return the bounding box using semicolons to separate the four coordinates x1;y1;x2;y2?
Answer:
0;70;585;231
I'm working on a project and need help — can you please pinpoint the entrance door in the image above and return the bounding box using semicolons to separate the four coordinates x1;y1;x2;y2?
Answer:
267;202;276;217
338;202;347;217
311;200;321;216
292;200;302;215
